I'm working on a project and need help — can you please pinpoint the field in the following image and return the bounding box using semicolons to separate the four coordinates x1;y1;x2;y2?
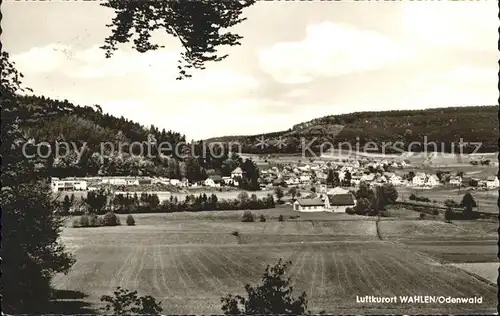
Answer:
397;186;498;213
53;209;497;314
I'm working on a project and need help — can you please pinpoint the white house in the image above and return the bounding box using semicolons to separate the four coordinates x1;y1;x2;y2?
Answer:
449;176;462;186
360;174;376;182
385;173;403;186
51;179;87;192
486;176;499;189
299;175;311;183
127;179;139;186
109;178;127;186
425;175;440;187
222;176;233;185
293;198;325;212
231;167;243;179
204;175;222;187
412;173;427;186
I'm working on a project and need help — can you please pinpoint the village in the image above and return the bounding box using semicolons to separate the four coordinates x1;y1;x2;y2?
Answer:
51;155;499;214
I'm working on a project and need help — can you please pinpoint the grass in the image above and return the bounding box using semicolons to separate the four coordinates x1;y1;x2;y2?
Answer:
397;186;498;214
55;212;497;314
378;219;497;241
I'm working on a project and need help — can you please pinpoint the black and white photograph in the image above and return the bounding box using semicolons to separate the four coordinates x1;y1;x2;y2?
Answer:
1;0;498;314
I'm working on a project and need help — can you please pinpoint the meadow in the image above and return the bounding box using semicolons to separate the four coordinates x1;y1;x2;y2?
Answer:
53;209;497;314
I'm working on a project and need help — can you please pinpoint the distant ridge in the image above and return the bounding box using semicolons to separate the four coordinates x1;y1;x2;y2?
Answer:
206;105;498;155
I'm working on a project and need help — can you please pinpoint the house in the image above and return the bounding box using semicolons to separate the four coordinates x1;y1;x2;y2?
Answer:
449;176;462;186
425;175;440;187
486;176;499;189
126;179;139;186
299;175;311;183
324;194;356;213
412;173;426;186
109;178;127;186
204;175;222;187
170;179;181;186
137;178;152;185
360;174;376;182
293;198;325;212
222;176;233;185
326;187;350;195
231;167;243;179
385;173;403;186
51;179;87;192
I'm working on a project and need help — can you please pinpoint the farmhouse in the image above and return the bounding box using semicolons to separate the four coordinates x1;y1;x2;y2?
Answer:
231;167;243;179
204;175;222;187
325;194;356;212
449;176;462;186
293;198;325;212
485;176;499;189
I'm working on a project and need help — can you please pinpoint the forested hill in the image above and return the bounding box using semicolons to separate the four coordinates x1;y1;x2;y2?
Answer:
19;95;185;150
17;95;228;179
206;105;499;154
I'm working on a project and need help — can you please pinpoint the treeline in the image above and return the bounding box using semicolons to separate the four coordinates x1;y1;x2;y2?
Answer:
68;190;275;215
205;105;498;154
18;95;262;181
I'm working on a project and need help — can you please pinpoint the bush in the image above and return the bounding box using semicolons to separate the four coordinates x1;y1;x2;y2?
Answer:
409;193;417;201
88;214;101;227
444;208;455;221
259;214;266;222
101;287;163;314
241;211;255;222
231;231;239;237
79;214;90;227
419;212;426;219
103;212;120;226
72;218;80;228
278;214;284;222
345;207;355;214
432;209;440;216
126;214;136;226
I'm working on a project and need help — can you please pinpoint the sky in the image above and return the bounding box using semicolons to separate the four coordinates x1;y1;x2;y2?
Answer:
3;0;499;140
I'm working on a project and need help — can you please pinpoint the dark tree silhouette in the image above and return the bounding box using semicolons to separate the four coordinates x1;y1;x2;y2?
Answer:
221;259;308;314
1;52;76;313
460;192;477;217
101;0;256;80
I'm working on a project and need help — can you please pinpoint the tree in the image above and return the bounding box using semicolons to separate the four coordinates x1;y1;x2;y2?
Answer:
460;192;477;216
274;187;284;203
61;194;74;215
101;0;256;80
221;259;308;314
326;169;334;186
101;287;162;314
380;183;398;205
1;52;75;313
342;170;352;186
288;187;298;199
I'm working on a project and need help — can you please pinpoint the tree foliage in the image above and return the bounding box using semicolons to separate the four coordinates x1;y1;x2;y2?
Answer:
1;52;75;313
100;287;162;314
221;259;308;314
101;0;256;80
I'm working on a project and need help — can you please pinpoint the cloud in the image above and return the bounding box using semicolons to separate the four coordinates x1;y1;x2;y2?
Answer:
257;21;411;84
405;66;497;107
402;1;499;50
12;44;259;97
